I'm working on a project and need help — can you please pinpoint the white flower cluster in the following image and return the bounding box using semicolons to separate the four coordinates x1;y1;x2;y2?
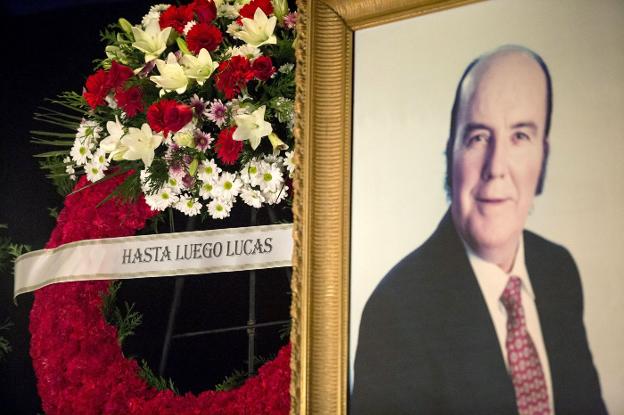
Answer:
141;153;291;219
69;119;109;181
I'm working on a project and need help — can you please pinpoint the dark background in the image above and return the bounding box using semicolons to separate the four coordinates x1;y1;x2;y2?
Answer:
0;1;291;413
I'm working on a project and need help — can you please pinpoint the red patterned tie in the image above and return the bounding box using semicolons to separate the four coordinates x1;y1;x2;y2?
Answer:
500;276;551;415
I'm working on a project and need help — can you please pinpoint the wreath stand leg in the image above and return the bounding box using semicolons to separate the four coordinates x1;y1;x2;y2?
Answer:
157;208;264;378
158;214;197;375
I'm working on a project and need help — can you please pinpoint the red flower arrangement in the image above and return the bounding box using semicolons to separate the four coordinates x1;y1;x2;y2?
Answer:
214;56;255;100
29;175;291;414
186;23;223;53
147;99;194;137
239;0;274;20
215;126;243;165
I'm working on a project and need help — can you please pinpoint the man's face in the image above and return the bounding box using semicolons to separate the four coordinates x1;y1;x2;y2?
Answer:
450;52;547;266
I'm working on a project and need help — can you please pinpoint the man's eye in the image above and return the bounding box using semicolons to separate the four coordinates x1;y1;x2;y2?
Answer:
467;133;489;146
513;131;531;141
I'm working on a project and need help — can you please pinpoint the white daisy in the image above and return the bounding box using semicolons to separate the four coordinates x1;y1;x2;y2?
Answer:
263;185;288;205
165;175;183;194
207;198;233;219
228;44;261;59
240;186;265;208
175;195;202;216
142;4;169;27
226;21;242;37
144;186;179;211
85;162;105;183
70;138;93;166
197;159;221;182
258;162;283;192
218;4;239;19
76;119;102;141
215;172;242;201
284;151;295;177
91;148;109;169
198;180;218;200
240;158;262;186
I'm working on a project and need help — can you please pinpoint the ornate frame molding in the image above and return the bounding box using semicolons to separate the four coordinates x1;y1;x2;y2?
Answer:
291;1;480;413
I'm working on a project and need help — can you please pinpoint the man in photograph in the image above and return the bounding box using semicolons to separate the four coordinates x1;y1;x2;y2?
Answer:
351;46;607;414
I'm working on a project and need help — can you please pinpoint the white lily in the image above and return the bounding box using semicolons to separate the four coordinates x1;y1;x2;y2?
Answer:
150;53;189;95
233;105;272;150
121;123;163;167
99;116;125;156
180;49;219;86
131;20;172;62
233;8;277;48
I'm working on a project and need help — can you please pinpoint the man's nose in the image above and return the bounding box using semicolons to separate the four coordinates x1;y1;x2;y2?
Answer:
481;138;508;181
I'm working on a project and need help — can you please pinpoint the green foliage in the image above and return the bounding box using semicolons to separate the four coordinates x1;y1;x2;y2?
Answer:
38;155;75;196
138;360;179;394
100;282;142;346
144;158;170;195
278;321;291;340
47;207;59;219
215;369;247;392
0;226;32;273
0;319;12;362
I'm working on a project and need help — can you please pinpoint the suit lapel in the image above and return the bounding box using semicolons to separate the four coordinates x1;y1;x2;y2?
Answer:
432;213;518;413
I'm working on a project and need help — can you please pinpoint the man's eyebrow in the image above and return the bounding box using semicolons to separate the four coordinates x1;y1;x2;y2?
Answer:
511;122;538;132
463;123;491;133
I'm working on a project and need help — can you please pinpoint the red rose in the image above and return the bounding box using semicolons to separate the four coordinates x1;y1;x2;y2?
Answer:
83;69;109;109
115;85;144;118
214;56;255;99
215;126;243;165
186;22;222;54
147;99;193;137
105;60;134;90
252;56;276;81
159;4;194;33
239;0;273;19
192;0;217;23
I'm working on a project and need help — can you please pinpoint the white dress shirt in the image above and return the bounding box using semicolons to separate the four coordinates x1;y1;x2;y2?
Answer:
465;236;554;412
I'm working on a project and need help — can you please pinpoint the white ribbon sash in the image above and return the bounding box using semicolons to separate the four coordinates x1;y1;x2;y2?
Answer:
14;224;293;299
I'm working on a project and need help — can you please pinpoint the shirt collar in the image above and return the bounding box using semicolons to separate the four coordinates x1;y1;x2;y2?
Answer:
463;235;536;301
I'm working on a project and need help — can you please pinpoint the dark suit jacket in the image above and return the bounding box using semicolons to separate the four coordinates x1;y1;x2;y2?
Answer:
351;211;607;414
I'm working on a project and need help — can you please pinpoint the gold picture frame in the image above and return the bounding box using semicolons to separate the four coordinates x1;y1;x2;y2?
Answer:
292;0;624;413
290;1;480;413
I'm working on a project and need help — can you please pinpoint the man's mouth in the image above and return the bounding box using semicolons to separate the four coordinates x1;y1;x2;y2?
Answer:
475;197;510;204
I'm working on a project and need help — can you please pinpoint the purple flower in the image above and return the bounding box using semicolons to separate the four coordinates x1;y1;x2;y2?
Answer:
182;173;195;189
190;94;208;117
205;99;228;127
194;130;213;151
284;12;297;30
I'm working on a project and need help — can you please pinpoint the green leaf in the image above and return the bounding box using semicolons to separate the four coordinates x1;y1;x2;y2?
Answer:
138;360;179;393
33;150;72;158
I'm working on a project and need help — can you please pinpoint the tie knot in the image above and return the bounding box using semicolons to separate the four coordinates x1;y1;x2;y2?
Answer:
500;275;522;313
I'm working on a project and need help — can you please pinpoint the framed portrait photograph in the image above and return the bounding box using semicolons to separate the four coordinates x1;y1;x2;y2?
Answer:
293;0;623;413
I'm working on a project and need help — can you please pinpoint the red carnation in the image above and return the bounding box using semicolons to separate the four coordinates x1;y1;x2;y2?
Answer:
215;126;243;165
186;22;222;54
115;85;144;118
159;4;194;33
83;69;109;109
214;56;255;99
192;0;217;23
147;99;193;137
105;60;134;90
252;56;276;81
239;0;273;19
